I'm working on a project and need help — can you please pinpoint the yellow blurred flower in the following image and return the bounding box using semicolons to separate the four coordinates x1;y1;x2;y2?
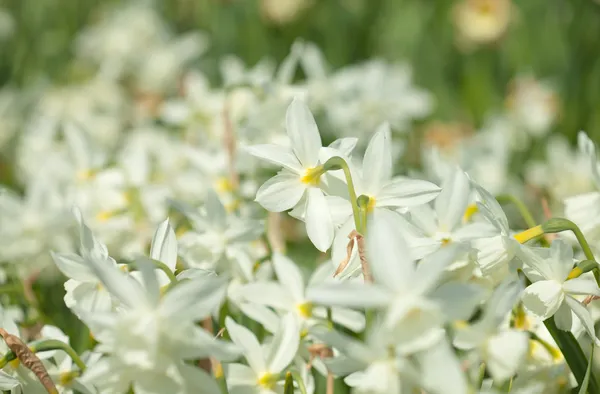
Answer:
261;0;314;25
453;0;513;49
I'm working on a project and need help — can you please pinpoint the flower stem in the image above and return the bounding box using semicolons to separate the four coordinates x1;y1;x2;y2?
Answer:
290;370;308;394
0;339;86;371
322;157;361;233
496;194;537;229
542;218;600;285
544;317;599;392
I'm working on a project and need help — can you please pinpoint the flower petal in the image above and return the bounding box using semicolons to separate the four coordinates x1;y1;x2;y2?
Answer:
286;98;322;167
150;218;178;270
362;123;392;193
522;280;564;320
266;313;300;373
435;168;470;232
256;172;306;212
563;277;600;297
378;178;441;208
272;253;305;302
486;330;529;383
307;283;391;309
245;144;302;173
305;188;334;252
225;317;266;373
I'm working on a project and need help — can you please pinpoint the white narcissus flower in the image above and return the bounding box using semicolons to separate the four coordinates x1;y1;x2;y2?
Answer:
246;98;335;252
309;208;466;354
564;131;600;253
177;189;264;271
331;123;442;279
454;279;528;383
402;167;497;259
237;252;365;332
53;214;239;393
225;313;300;394
517;239;600;345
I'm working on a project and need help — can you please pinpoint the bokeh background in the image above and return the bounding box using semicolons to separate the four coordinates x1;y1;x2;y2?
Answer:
2;0;600;135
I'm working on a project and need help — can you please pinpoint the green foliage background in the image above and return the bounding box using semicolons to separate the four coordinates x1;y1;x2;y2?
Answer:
2;0;600;139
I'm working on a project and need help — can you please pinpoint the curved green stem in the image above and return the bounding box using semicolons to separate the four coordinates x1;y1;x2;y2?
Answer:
323;157;361;233
129;258;178;285
0;339;86;371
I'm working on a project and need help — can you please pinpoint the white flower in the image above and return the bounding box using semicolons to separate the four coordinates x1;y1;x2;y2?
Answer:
238;252;365;332
309;208;465;354
247;98;334;251
454;279;529;383
225;313;300;394
331;124;441;279
517;239;600;345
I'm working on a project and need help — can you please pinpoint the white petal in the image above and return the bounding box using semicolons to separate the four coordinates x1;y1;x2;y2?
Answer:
205;189;227;230
286;98;322;167
272;253;305;302
305;188;334;252
238;303;280;333
225;316;266;373
0;370;19;390
50;252;95;282
161;275;228;321
367;208;415;290
134;257;160;306
413;243;465;294
472;180;509;234
310;325;372;363
362;123;392;192
435;168;470;232
554;301;573;331
307;283;392;309
87;259;148;309
179;363;222;394
408;205;438;236
378;178;441;208
150;219;178;270
256;173;306;212
237;282;296;311
245;144;302;172
226;363;257;387
549;239;576;282
266;313;300;373
431;282;485;321
486;330;528;383
522;280;564;320
417;337;468;394
563;277;600;297
565;296;600;345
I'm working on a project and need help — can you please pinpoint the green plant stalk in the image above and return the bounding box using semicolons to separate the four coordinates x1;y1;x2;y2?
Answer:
542;218;600;285
495;194;537;229
322;157;361;233
290;370;308;394
0;339;86;371
130;258;178;284
357;195;370;235
544;317;599;393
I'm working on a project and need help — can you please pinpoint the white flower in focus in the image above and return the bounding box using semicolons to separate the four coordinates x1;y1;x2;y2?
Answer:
517;239;600;345
247;98;334;251
225;313;300;394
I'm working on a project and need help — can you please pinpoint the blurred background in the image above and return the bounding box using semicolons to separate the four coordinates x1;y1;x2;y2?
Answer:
1;0;600;135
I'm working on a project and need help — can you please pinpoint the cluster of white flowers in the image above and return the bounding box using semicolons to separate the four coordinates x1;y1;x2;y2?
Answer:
2;2;600;394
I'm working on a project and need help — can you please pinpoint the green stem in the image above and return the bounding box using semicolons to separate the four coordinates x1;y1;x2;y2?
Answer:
357;195;370;235
129;258;178;285
290;370;308;394
0;339;87;371
496;194;537;229
322;157;361;233
544;317;599;393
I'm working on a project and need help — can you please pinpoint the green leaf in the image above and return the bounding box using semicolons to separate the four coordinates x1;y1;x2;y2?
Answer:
578;344;595;394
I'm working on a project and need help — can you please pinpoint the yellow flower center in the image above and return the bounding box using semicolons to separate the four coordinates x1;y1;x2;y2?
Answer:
59;370;79;386
296;302;313;318
441;238;452;246
214;177;235;193
300;166;324;186
463;203;479;223
366;195;377;213
76;169;96;181
257;372;278;389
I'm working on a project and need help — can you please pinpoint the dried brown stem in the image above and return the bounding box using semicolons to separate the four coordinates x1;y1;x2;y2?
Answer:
334;230;372;282
0;328;57;393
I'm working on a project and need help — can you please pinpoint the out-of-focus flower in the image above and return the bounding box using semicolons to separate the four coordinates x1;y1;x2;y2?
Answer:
261;0;314;25
0;8;14;40
506;76;559;137
453;0;513;49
